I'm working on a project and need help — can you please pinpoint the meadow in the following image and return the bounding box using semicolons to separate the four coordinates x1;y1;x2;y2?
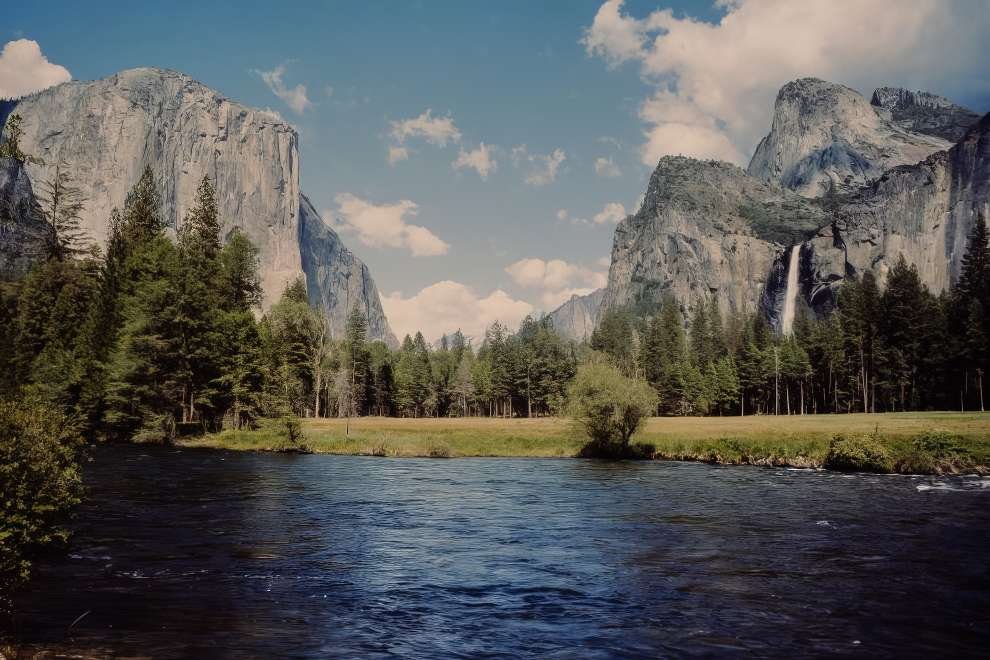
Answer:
181;412;990;473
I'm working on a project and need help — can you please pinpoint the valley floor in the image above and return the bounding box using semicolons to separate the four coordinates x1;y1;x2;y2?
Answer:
180;412;990;473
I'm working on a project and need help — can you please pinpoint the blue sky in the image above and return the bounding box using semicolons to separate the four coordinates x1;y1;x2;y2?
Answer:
5;1;989;340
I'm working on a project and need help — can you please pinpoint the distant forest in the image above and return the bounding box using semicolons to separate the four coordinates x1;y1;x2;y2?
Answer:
2;122;990;444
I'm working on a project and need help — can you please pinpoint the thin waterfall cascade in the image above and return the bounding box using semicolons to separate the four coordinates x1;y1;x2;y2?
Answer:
780;244;801;335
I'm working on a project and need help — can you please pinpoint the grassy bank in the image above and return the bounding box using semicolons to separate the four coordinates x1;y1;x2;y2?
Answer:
179;412;990;473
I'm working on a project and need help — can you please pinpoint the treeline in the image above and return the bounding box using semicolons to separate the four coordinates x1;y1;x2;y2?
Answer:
589;218;990;416
2;131;989;432
0;161;585;436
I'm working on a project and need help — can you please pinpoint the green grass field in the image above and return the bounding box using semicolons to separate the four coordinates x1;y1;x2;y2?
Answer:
180;412;990;473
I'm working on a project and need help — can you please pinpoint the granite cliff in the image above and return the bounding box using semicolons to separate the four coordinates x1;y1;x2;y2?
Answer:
0;67;395;343
747;78;952;197
578;78;987;335
548;288;604;342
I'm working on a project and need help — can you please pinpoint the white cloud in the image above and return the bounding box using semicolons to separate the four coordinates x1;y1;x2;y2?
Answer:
505;258;607;309
382;281;533;343
390;109;461;147
253;64;312;114
452;143;497;180
556;209;569;221
583;0;990;166
512;145;566;186
0;39;70;98
333;193;449;257
387;145;410;166
594;156;622;178
592;201;626;225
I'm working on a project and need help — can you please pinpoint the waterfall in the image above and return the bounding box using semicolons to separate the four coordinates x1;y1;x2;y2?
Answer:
780;244;801;335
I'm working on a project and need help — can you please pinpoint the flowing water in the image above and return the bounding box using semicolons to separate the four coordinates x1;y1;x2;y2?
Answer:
10;445;990;657
781;244;801;336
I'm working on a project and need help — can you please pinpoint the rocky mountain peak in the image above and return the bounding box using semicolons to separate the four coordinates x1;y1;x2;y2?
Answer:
0;67;394;343
870;86;981;142
748;77;950;197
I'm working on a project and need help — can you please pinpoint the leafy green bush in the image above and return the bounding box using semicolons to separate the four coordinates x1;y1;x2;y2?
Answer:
0;398;83;610
823;434;892;473
568;363;658;458
427;444;451;458
895;430;972;474
274;415;310;453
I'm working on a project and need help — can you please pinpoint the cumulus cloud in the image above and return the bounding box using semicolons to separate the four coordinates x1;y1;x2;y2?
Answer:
382;281;533;343
594;156;622;178
452;143;497;180
333;193;449;257
390;109;461;147
387;145;410;166
253;64;312;114
505;258;607;309
592;201;626;225
0;39;70;98
583;0;990;166
512;145;566;186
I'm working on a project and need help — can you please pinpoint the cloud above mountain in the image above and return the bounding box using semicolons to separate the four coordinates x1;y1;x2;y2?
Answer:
583;0;990;166
0;39;71;98
382;281;533;343
332;194;450;257
253;63;312;114
390;109;461;147
505;257;607;309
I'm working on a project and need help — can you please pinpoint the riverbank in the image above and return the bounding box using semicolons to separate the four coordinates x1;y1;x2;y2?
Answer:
179;412;990;474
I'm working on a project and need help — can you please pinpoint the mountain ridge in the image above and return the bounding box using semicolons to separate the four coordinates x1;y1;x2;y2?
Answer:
0;66;395;343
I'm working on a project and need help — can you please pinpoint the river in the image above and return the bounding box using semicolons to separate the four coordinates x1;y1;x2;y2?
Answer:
10;445;990;657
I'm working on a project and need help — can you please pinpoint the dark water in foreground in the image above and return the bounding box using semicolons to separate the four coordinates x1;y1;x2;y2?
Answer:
11;445;990;658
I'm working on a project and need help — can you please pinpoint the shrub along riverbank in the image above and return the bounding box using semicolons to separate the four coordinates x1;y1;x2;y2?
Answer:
180;412;990;474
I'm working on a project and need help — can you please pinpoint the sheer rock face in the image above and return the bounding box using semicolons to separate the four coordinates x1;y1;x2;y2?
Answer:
0;68;393;341
871;87;981;143
0;158;45;280
747;78;950;197
299;194;396;346
548;288;603;341
599;78;987;335
803;113;990;313
600;156;824;324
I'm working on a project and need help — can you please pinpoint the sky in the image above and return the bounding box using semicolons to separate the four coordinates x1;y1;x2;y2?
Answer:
4;0;990;342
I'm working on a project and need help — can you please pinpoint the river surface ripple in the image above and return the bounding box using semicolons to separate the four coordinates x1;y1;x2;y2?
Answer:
11;445;990;657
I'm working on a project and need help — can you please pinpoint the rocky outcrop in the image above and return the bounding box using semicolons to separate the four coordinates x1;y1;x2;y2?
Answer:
801;113;990;313
0;68;393;341
0;157;45;280
600;79;987;334
600;156;824;322
747;78;950;197
548;288;603;341
299;194;396;345
871;87;981;143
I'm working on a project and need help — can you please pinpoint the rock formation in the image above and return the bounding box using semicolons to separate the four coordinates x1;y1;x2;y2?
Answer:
599;156;824;323
871;87;981;142
801;113;990;315
0;67;395;342
592;78;986;335
747;78;951;197
548;288;604;341
298;194;394;343
0;158;46;280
